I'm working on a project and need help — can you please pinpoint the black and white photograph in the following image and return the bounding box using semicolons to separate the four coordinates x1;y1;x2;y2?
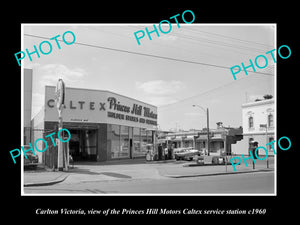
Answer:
21;23;276;195
4;5;299;220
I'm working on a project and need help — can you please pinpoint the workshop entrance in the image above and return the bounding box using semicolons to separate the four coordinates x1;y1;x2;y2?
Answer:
68;128;98;161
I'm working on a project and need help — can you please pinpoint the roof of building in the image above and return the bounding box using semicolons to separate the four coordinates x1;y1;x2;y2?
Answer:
161;126;243;138
242;98;274;108
45;85;157;108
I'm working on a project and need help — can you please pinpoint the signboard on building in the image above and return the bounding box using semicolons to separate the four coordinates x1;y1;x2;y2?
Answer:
55;79;65;111
45;86;157;129
213;133;222;138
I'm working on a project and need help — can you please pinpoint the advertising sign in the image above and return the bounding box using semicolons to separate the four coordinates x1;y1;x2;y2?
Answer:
45;86;157;129
55;79;66;111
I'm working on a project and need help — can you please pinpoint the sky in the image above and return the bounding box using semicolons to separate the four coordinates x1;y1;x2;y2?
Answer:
22;23;275;131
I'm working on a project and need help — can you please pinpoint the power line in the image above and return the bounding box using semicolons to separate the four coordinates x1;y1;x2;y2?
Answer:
158;72;273;110
116;25;273;48
158;76;248;109
24;33;274;77
185;27;274;48
172;32;266;52
125;26;272;53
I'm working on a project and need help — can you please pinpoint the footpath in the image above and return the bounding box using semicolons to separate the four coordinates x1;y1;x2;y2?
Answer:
24;158;274;187
159;161;274;178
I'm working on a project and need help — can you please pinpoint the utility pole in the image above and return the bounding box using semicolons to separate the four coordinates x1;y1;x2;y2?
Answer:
192;105;210;156
224;133;227;172
207;108;210;156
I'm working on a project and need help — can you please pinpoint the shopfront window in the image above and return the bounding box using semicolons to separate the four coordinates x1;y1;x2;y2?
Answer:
183;141;193;148
147;130;153;144
108;124;120;159
108;125;154;159
84;129;97;160
133;127;142;157
120;125;130;158
141;128;148;154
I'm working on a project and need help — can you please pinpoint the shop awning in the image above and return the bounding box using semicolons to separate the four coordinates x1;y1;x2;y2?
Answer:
196;135;208;140
210;136;224;141
157;139;167;143
171;137;182;142
183;135;195;141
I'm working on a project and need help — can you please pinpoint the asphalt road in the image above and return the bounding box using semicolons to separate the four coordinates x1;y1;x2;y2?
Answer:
24;171;274;195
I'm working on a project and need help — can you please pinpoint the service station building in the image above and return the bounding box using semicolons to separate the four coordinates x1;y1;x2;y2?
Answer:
31;86;158;166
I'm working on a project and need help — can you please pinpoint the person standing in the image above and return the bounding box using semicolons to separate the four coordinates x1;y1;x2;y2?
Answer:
158;144;163;160
164;147;168;160
168;147;171;160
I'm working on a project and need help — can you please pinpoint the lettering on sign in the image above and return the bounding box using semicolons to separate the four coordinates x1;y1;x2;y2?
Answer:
46;96;157;125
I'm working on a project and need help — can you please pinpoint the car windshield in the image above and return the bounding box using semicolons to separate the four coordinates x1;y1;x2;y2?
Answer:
23;151;35;156
174;148;185;152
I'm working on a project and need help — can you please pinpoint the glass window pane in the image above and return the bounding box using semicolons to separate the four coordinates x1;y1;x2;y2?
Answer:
268;137;274;151
141;128;147;154
133;127;143;157
147;130;153;144
108;124;120;159
249;116;253;128
268;114;274;127
120;126;130;158
146;130;154;154
85;129;97;156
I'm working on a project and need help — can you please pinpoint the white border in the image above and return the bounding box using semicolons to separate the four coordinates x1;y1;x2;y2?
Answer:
21;24;25;194
21;23;277;196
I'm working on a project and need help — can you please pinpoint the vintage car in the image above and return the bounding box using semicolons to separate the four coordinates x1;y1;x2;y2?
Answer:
195;155;227;165
23;145;39;168
174;147;200;161
212;156;226;164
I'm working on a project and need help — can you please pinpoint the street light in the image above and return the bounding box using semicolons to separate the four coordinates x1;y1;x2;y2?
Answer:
192;105;210;156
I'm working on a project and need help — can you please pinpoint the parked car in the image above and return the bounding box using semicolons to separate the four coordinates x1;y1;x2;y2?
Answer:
174;148;185;160
175;147;200;161
212;156;226;165
195;155;226;165
23;145;39;168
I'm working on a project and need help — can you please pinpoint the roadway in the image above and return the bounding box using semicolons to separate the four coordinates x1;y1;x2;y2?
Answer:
24;171;274;194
